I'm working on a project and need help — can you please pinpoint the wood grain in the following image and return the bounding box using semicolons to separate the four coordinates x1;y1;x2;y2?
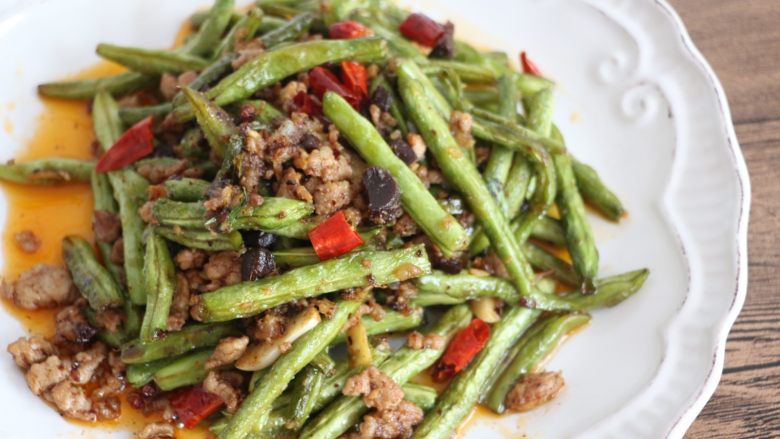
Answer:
668;0;780;437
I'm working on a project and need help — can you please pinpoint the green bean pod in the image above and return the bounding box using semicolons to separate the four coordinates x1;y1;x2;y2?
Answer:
62;235;124;311
425;60;497;84
93;91;149;305
172;37;388;121
412;271;519;306
572;158;626;222
213;7;264;59
38;72;154;100
160;178;210;201
0;159;94;185
299;304;473;439
181;87;237;159
150;198;314;232
120;323;239;364
323;91;468;256
153;349;213;391
485;313;591;413
483;75;519;187
284;366;324;430
532;268;649;311
193;245;431;322
515;72;555;97
139;231;176;342
524;242;581;288
260;12;316;48
126;355;177;388
221;298;361;439
118;103;173;126
96;44;209;75
413;307;541;439
555;152;599;290
397;60;538;304
90;171;124;282
155;225;243;251
178;0;236;57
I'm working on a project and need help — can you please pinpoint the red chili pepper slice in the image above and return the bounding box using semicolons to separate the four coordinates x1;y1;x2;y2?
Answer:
340;61;369;101
169;385;224;429
520;51;543;76
399;13;445;48
329;20;373;39
431;319;490;382
308;66;361;108
96;116;154;173
292;91;322;116
308;211;364;260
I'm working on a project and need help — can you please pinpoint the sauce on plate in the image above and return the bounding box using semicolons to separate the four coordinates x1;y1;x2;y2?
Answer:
0;62;211;439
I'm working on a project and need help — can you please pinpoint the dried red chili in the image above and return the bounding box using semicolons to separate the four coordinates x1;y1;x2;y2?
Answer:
95;116;154;173
308;211;364;260
399;13;446;48
170;385;224;429
340;61;369;101
431;319;490;382
292;91;322;116
329;20;373;39
520;51;543;76
308;66;361;108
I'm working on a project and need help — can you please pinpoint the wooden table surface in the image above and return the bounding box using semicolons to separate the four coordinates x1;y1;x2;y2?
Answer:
667;1;780;437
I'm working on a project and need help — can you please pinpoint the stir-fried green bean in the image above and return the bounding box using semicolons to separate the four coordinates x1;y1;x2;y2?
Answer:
572;157;626;222
93;91;149;305
413;307;540;439
90;171;124;282
398;60;540;303
62;236;124;311
413;271;519;306
193;245;431;322
172;38;388;121
155;225;243;251
160;177;210;201
181;87;237;159
150;198;314;232
483;75;519;187
485;313;591;413
120;323;238;364
153;349;214;391
96;44;210;75
221;298;360;439
260;12;316;48
300;305;473;439
555;152;599;291
324;91;468;256
23;3;653;435
139;231;176;341
284;366;324;430
0;159;94;185
38;72;154;100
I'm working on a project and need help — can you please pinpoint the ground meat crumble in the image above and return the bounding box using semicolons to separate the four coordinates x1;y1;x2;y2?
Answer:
2;264;78;310
504;371;565;413
14;230;41;253
343;367;424;438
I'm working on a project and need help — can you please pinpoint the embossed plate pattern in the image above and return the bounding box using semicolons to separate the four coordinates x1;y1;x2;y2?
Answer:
0;0;749;438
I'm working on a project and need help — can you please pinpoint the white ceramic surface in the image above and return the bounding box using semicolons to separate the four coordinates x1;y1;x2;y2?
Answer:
0;0;749;438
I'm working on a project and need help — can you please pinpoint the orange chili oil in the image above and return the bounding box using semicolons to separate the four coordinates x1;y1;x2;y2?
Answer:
0;62;211;439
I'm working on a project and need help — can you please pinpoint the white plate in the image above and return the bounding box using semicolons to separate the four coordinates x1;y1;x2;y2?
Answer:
0;0;750;438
